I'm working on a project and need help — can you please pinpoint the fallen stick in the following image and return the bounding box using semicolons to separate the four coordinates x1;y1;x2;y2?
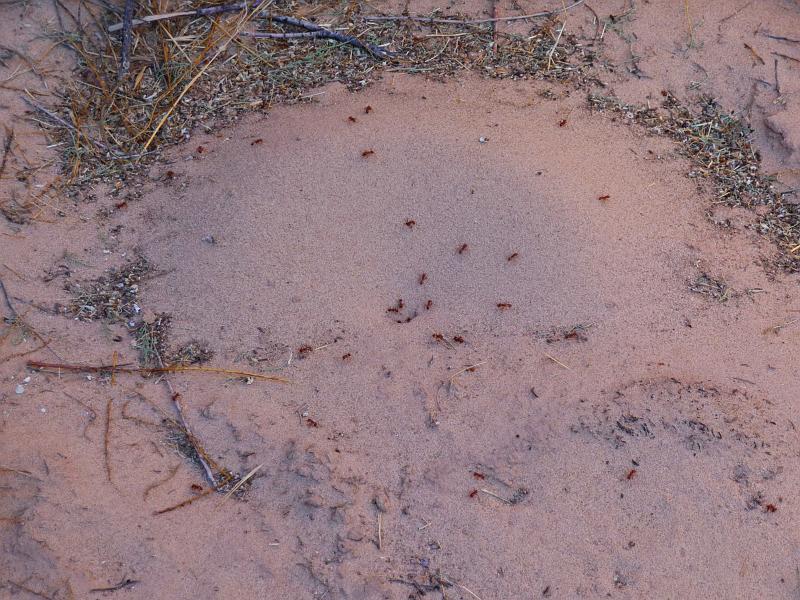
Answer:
0;127;13;182
118;0;136;78
90;578;139;593
246;15;391;56
0;276;18;321
104;399;113;483
152;345;218;488
21;96;110;152
109;0;390;58
154;485;217;515
108;0;270;31
26;360;290;382
763;33;800;44
240;27;390;56
362;0;585;26
217;462;263;506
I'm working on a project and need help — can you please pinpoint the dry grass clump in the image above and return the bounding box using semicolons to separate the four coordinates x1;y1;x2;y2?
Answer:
589;92;800;271
34;0;593;186
68;256;151;321
134;312;171;366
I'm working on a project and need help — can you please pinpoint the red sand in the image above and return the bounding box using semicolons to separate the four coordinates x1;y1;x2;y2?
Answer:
3;1;800;599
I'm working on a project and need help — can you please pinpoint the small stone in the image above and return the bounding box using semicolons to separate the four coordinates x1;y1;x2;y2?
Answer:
22;376;31;383
15;384;24;395
201;235;216;244
372;491;390;513
479;136;489;143
303;490;324;508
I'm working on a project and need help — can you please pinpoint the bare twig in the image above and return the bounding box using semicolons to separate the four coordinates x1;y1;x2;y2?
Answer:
240;20;391;56
377;512;383;550
0;276;18;321
763;33;800;44
118;0;136;78
449;360;486;380
154;485;216;515
89;578;139;593
440;576;483;600
363;0;585;25
143;464;179;499
547;20;566;69
719;1;751;25
21;96;110;152
0;127;13;181
479;488;511;503
257;15;391;57
543;352;571;370
108;0;272;31
217;462;263;506
6;580;56;600
104;399;113;483
773;51;800;64
26;360;290;382
153;345;217;487
684;0;694;47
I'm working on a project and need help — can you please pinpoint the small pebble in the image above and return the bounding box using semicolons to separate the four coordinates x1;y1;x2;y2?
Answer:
479;136;489;143
15;384;25;395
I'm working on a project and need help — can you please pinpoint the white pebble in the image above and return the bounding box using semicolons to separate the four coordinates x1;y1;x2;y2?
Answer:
15;384;24;395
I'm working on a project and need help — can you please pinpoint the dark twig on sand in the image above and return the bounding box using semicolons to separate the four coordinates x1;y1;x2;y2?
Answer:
25;360;290;382
240;22;390;57
0;128;13;181
21;96;110;152
6;580;55;600
118;0;136;78
89;577;139;593
389;578;451;594
153;485;216;515
763;32;800;44
153;345;217;487
249;15;391;57
104;399;113;483
0;277;18;321
362;0;585;26
240;31;322;39
108;0;269;30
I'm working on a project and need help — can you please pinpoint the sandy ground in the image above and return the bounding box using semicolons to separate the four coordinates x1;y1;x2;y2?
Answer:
3;1;800;599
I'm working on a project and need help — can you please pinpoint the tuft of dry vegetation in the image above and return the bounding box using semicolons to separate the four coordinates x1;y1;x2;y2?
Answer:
134;312;172;366
169;339;214;365
68;256;151;321
33;0;594;186
689;273;734;302
588;92;800;272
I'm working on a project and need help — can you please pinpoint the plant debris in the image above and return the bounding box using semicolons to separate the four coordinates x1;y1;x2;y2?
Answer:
33;0;595;188
689;273;734;302
135;313;172;366
169;339;214;365
588;92;800;270
68;256;151;322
